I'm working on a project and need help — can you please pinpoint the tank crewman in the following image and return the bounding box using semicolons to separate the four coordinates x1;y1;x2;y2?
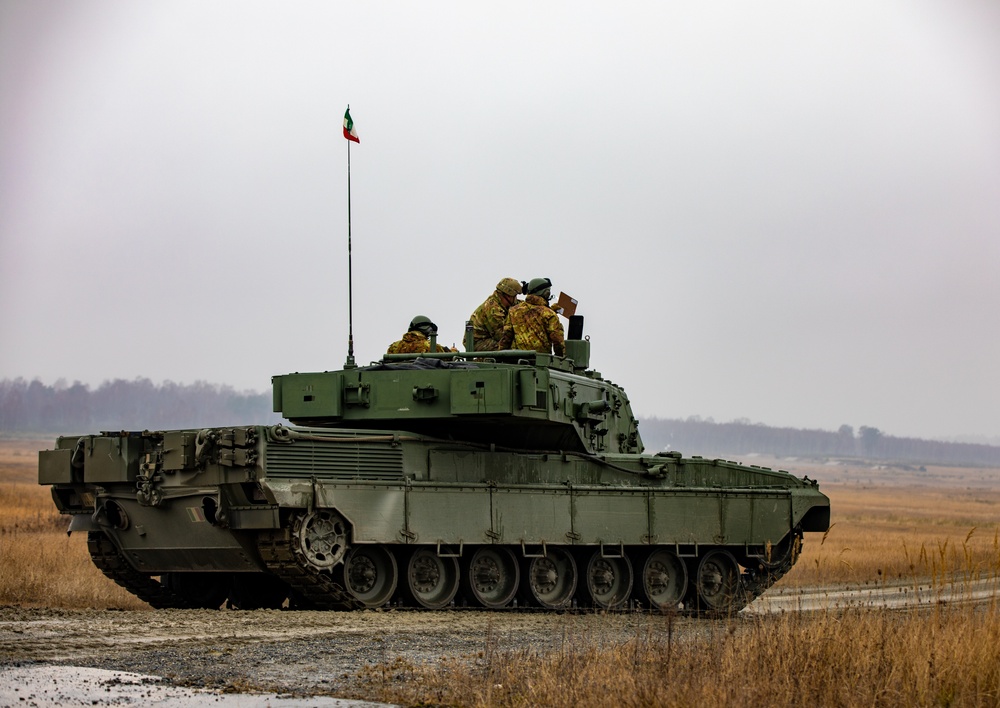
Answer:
468;277;523;351
497;277;566;356
387;316;456;354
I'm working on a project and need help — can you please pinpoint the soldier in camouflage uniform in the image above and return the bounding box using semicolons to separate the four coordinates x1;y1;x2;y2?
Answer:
387;316;455;354
468;277;523;351
498;278;566;356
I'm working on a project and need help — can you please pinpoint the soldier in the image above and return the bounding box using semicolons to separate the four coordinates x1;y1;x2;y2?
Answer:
498;277;566;356
468;277;523;351
387;316;455;354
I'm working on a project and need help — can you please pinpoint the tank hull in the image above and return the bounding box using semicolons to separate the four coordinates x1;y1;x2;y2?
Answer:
41;424;829;613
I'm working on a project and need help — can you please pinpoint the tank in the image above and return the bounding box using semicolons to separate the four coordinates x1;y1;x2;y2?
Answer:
38;317;830;614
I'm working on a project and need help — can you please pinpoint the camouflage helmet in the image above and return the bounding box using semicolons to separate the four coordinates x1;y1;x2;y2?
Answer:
526;277;553;300
496;277;522;297
409;315;437;336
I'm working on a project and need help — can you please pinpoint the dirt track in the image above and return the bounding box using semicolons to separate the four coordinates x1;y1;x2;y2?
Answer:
3;573;999;705
7;574;999;701
0;606;691;698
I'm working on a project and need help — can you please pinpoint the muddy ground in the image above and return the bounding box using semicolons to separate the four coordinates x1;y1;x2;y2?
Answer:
6;575;998;704
0;605;703;700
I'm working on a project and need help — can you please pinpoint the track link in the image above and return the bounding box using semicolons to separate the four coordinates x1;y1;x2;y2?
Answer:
256;528;363;610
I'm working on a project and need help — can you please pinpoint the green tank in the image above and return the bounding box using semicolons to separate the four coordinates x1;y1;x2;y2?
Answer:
38;317;830;614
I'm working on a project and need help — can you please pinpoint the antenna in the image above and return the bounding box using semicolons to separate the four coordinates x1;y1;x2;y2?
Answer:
346;135;355;368
343;105;359;369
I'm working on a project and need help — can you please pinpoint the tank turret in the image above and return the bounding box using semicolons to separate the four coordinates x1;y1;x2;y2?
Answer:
273;317;641;456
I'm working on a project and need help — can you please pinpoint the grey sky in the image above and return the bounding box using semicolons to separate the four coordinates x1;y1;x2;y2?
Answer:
1;1;998;441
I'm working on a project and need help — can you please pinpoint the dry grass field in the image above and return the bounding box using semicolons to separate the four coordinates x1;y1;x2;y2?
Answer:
0;438;148;609
770;457;1000;590
4;437;1000;705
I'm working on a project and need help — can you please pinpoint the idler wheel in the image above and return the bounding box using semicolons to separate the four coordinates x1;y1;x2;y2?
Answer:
465;547;519;609
639;549;687;610
584;551;632;609
292;510;349;571
343;546;397;608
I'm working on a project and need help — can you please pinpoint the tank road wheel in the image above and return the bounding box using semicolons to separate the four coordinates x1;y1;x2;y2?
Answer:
228;573;290;610
162;572;231;609
406;548;460;609
525;548;577;609
584;551;633;610
465;547;519;609
343;546;398;608
292;510;349;571
689;550;743;616
640;549;688;610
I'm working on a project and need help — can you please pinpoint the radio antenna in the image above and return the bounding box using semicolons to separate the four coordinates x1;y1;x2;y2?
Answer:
343;106;360;368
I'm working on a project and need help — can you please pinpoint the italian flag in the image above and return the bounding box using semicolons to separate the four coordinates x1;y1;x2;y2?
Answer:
343;107;360;143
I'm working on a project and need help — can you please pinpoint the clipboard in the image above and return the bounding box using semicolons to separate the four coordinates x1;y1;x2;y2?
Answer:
554;292;578;318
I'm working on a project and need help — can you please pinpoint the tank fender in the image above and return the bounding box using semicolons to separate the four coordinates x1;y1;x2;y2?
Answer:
790;487;831;532
798;503;831;533
66;513;100;536
259;479;315;509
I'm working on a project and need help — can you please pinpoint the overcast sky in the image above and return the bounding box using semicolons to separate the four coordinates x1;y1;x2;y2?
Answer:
1;1;998;441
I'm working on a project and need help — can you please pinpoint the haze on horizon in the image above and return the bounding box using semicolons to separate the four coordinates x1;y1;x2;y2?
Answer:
1;1;998;442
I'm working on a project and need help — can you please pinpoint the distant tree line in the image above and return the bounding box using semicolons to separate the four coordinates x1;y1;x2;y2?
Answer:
3;378;998;466
0;378;280;434
639;417;1000;467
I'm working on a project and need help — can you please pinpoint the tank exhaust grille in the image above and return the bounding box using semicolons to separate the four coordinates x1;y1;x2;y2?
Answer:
265;439;404;480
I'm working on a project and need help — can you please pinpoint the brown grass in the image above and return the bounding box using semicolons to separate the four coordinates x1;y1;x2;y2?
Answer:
788;482;1000;588
0;438;149;609
0;437;45;484
353;601;1000;707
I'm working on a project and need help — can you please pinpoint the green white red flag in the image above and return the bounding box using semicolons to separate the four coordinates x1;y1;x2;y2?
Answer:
343;107;360;143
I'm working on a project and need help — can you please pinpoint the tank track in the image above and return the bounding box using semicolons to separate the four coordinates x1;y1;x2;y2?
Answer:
86;531;198;609
256;528;363;610
90;524;798;613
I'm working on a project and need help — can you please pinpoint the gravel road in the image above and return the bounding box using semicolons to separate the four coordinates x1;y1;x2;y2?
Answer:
5;576;996;705
0;606;693;702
